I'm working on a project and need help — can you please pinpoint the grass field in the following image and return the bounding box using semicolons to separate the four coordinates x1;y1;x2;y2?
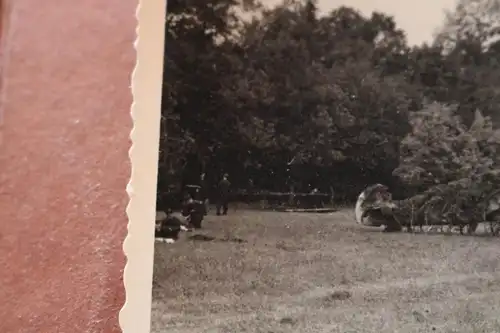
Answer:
151;208;500;333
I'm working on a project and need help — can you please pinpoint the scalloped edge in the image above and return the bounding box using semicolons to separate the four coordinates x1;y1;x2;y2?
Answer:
119;0;166;332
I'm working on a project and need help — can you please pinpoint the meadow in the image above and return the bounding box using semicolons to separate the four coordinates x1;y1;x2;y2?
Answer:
151;208;500;333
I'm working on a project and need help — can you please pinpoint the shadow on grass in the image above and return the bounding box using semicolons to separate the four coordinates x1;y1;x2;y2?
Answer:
322;290;352;304
188;234;247;243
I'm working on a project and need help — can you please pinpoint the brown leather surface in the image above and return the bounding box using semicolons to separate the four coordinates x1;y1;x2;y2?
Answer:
0;0;135;332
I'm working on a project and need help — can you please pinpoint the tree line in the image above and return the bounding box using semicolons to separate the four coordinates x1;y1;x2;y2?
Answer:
157;0;500;206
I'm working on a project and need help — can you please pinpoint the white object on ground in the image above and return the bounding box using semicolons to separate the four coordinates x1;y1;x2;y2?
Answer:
354;191;366;224
155;237;176;244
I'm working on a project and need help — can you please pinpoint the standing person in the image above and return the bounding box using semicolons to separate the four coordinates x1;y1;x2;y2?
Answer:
199;172;209;215
216;173;231;216
247;178;255;203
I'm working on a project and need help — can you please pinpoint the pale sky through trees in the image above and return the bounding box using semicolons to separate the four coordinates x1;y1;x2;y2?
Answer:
262;0;457;46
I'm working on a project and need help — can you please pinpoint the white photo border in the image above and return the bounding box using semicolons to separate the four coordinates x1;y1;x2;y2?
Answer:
116;1;460;332
119;0;166;332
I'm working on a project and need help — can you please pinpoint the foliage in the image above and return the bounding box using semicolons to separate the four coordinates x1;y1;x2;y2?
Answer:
394;103;500;187
373;171;500;235
389;101;500;234
157;0;500;205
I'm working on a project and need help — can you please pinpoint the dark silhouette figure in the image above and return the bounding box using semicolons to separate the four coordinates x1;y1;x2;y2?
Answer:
182;194;205;229
199;172;209;215
155;209;182;241
216;173;231;215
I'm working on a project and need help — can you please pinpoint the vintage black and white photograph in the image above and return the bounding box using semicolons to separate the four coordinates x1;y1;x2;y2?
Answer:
151;0;500;331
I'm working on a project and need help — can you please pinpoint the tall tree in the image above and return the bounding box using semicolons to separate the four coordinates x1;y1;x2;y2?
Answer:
158;0;261;195
394;102;500;188
431;0;500;124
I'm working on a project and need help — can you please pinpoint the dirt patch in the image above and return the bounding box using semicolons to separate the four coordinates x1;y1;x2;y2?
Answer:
322;290;352;303
279;316;297;325
188;234;216;242
187;234;247;243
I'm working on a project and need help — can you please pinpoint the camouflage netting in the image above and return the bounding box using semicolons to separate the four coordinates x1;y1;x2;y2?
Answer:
365;104;500;235
376;169;500;235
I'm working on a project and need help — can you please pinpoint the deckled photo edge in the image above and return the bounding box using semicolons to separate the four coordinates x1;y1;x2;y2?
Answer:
120;0;166;332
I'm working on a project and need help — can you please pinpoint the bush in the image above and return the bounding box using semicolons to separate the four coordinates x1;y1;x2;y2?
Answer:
386;103;500;233
393;102;500;188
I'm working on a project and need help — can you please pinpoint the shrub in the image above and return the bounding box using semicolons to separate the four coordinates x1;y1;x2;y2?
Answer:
393;102;500;188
